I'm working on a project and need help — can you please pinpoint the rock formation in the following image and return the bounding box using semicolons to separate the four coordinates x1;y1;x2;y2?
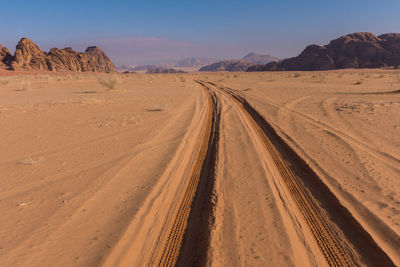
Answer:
199;60;254;72
11;38;49;71
242;52;279;65
248;32;400;71
175;57;217;67
3;38;115;72
0;45;12;68
147;68;186;74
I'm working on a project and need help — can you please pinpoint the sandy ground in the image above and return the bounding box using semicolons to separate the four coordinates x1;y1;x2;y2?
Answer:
0;70;399;266
205;69;400;266
0;73;204;266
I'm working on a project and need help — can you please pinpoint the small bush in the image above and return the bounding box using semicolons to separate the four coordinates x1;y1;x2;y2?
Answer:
294;73;301;78
20;80;31;90
0;79;9;85
97;75;121;91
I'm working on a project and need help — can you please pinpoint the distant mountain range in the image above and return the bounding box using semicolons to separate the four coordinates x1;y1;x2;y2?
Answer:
118;53;280;72
198;60;254;72
198;53;279;72
118;57;218;72
241;52;279;65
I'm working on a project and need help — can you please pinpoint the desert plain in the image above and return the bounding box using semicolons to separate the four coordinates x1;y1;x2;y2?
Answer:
0;70;399;266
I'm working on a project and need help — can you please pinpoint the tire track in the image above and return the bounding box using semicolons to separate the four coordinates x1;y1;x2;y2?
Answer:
200;81;395;267
240;92;400;171
157;83;219;267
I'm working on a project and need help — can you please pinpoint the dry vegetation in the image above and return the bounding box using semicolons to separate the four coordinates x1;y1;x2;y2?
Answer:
97;74;122;91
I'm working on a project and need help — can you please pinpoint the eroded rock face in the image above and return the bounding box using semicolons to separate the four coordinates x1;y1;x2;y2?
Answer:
248;32;400;71
0;45;12;68
84;46;116;73
11;38;48;71
8;38;115;72
279;45;336;71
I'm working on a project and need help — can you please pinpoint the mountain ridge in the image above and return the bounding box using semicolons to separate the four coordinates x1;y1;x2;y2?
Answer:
248;32;400;71
0;38;115;72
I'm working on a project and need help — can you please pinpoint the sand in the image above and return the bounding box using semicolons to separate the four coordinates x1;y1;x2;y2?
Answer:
204;69;400;266
0;70;399;266
0;73;204;266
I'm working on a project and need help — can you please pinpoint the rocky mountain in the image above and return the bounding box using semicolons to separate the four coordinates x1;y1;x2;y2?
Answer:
130;65;164;72
2;38;115;72
248;32;400;71
242;52;279;65
119;57;218;72
199;60;254;72
147;68;186;74
175;57;217;67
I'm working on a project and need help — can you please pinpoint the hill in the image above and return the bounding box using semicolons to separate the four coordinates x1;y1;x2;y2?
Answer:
248;32;400;71
198;60;254;72
241;52;279;64
0;38;115;72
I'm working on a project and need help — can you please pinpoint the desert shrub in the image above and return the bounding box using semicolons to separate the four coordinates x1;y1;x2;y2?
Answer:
294;73;301;78
20;80;31;90
0;79;9;85
97;75;121;91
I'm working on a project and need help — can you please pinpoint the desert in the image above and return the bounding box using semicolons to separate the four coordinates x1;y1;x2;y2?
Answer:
1;1;400;266
0;69;399;266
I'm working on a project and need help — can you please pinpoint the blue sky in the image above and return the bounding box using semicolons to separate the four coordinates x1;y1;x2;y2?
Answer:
1;0;399;65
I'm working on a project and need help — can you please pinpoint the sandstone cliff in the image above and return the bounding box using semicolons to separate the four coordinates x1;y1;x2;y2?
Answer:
3;38;115;72
248;32;400;71
0;45;12;68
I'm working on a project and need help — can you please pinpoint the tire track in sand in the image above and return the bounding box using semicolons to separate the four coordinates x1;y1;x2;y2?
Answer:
102;84;217;267
200;81;395;267
156;83;219;266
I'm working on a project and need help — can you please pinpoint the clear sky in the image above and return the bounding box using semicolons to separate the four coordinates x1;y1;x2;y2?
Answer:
1;0;399;65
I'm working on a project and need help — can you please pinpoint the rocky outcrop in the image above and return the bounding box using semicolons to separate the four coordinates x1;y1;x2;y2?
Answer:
248;32;400;71
6;38;115;72
11;38;48;71
0;45;12;68
84;46;116;72
147;68;186;74
247;61;279;71
242;52;279;65
199;60;254;72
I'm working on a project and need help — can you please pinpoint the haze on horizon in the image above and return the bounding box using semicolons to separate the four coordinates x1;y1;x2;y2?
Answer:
1;0;399;66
